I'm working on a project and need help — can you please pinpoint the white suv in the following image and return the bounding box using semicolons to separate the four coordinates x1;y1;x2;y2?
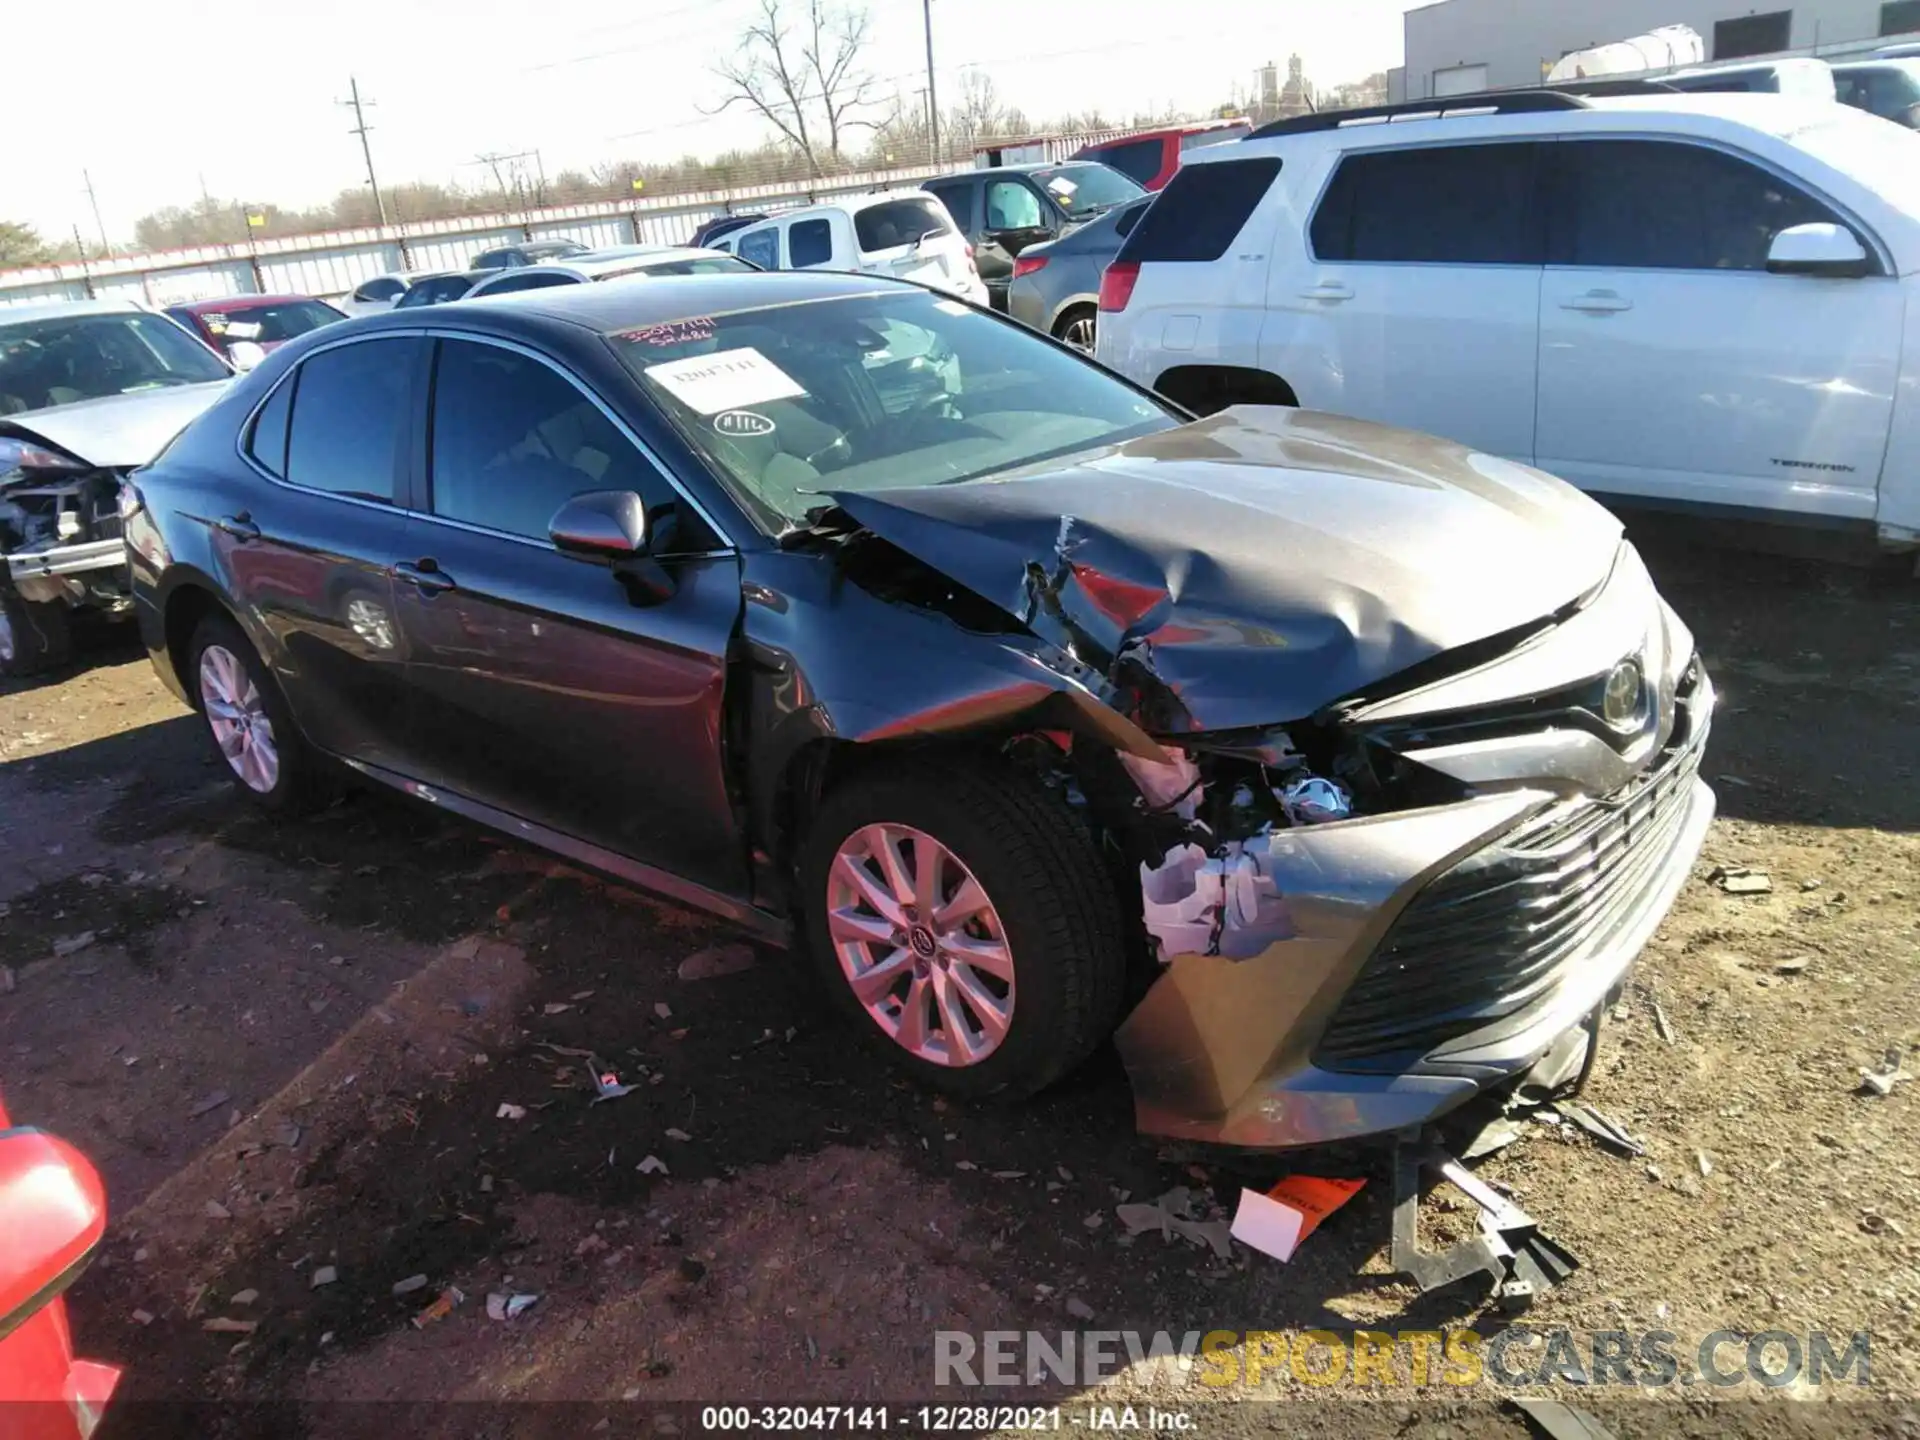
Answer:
725;191;989;306
1096;91;1920;558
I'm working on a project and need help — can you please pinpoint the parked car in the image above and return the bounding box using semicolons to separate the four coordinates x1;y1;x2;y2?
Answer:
724;192;988;306
1664;57;1836;99
337;271;434;317
1833;59;1920;126
1070;118;1252;191
125;271;1713;1148
1096;90;1920;561
687;213;768;249
467;247;756;299
165;296;347;369
922;162;1145;309
392;271;491;309
469;237;591;271
1876;40;1920;59
2;301;234;675
0;1086;118;1439
1007;197;1151;351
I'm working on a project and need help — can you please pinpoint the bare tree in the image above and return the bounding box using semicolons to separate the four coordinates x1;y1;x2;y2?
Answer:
710;0;875;175
947;69;1009;155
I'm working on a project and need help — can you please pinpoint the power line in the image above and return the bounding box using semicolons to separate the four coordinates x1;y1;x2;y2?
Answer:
337;77;389;227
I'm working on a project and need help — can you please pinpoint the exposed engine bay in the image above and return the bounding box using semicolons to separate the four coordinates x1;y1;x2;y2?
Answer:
1;467;130;609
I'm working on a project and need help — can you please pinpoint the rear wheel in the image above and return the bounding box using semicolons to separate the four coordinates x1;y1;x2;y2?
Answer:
798;761;1127;1099
188;613;324;813
1055;305;1097;354
0;591;72;678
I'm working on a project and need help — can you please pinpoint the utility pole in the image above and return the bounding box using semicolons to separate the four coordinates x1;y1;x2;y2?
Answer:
72;225;96;298
338;77;389;227
81;170;110;256
922;0;940;163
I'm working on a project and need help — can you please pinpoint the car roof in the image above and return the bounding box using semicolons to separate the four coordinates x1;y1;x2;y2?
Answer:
380;268;899;335
171;295;324;312
0;298;147;325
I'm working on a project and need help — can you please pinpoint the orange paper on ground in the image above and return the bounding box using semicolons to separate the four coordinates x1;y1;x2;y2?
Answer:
1267;1176;1366;1233
1229;1175;1366;1262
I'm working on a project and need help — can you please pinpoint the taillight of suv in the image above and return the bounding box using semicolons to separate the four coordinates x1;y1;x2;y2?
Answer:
1012;255;1049;280
1098;261;1140;313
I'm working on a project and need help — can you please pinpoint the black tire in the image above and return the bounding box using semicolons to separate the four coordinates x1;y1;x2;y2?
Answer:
0;590;72;678
1054;305;1097;354
797;760;1128;1100
187;611;325;814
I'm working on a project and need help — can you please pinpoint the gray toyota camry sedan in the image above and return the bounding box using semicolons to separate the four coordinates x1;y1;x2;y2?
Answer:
123;271;1713;1149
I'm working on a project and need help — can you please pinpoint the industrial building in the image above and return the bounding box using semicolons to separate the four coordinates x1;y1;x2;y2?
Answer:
1390;0;1920;99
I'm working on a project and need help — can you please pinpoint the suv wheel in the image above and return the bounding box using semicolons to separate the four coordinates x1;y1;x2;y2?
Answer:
188;613;324;813
1055;306;1097;354
798;761;1127;1099
0;591;72;678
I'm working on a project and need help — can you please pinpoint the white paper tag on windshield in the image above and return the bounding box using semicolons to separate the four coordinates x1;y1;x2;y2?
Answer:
644;347;805;415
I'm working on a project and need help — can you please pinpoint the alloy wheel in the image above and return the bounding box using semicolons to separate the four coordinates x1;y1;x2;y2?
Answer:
1061;313;1096;353
198;644;280;794
824;823;1015;1066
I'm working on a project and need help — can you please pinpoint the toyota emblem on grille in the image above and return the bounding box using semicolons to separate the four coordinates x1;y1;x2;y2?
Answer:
1603;658;1644;731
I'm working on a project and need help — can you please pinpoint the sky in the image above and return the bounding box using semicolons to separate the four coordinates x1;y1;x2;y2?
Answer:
13;0;1426;245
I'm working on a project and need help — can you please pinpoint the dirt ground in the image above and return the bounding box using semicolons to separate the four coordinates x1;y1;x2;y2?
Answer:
2;530;1917;1439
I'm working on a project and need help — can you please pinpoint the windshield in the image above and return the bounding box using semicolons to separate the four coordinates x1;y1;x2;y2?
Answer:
612;289;1177;533
0;312;229;412
1031;163;1147;217
198;300;343;348
1791;110;1920;220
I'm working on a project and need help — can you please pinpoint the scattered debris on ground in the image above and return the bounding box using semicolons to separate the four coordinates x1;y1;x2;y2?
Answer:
1710;864;1774;895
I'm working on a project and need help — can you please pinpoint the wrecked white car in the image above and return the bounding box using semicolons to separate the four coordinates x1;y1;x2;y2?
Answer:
124;273;1713;1149
1;301;232;676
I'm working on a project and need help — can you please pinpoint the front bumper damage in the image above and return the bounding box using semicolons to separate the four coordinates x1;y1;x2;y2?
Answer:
1116;666;1714;1149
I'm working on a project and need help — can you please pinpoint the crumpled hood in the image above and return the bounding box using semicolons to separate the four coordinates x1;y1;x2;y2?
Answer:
829;406;1624;732
0;382;229;471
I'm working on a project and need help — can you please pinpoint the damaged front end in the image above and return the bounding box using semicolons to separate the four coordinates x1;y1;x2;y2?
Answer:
805;412;1714;1149
1;436;132;614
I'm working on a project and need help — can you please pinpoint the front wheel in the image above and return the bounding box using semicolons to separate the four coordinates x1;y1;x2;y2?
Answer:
798;761;1127;1099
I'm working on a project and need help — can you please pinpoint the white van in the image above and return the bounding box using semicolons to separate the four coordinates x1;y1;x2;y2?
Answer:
1665;58;1836;100
726;191;990;306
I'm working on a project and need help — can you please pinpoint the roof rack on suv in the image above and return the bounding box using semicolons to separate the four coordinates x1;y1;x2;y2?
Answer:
1548;77;1681;95
1249;90;1588;139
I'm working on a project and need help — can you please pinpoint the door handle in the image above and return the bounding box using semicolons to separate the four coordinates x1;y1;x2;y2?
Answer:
393;559;456;595
212;512;260;542
1299;282;1354;302
1561;290;1633;314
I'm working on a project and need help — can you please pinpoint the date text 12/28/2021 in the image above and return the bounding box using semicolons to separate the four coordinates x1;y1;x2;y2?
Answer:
699;1406;1196;1431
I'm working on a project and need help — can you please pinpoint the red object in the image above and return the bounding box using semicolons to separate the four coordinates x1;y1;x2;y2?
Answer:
1011;254;1049;280
1071;118;1253;191
1098;261;1141;314
0;1091;119;1440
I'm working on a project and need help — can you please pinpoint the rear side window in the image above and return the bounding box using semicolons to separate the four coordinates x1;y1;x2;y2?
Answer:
923;179;975;230
1311;143;1541;264
247;374;294;478
283;338;415;502
788;218;833;267
1093;138;1164;187
737;228;780;270
855;198;951;252
1548;139;1845;271
1118;156;1281;263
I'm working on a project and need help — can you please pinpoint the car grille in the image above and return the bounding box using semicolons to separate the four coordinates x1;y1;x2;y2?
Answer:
1316;668;1709;1070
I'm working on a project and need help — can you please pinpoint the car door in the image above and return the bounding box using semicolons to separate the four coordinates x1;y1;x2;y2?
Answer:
1265;140;1545;464
388;334;748;896
1534;138;1900;523
226;334;422;769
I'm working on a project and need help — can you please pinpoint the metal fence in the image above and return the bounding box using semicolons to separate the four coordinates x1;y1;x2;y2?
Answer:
0;158;966;308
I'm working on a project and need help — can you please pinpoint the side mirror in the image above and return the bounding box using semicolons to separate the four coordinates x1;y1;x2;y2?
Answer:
0;1128;108;1345
1767;222;1871;278
549;490;648;559
227;340;268;373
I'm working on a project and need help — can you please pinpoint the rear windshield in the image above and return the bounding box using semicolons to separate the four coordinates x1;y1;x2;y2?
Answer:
855;198;953;253
199;300;343;345
1031;163;1147;217
1118;156;1281;263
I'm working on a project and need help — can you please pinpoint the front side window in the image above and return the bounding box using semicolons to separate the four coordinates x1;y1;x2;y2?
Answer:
613;290;1177;534
737;228;780;270
429;340;683;543
1086;139;1164;188
1549;140;1843;272
1311;142;1541;265
787;218;834;268
984;180;1048;233
0;312;230;413
855;197;953;252
283;337;415;502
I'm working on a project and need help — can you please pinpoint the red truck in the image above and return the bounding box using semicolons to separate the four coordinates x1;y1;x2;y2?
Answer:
1070;118;1251;191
